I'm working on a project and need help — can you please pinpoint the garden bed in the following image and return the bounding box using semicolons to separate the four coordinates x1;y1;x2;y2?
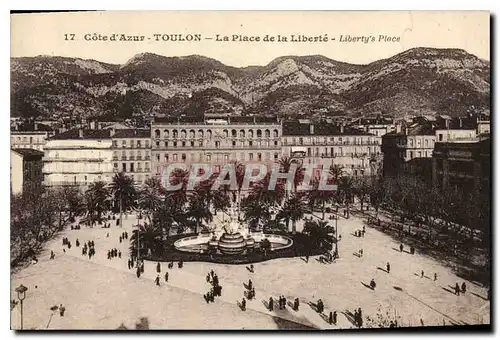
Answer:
144;232;323;265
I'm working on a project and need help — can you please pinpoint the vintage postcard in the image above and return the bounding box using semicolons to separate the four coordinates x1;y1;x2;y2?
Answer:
10;11;490;330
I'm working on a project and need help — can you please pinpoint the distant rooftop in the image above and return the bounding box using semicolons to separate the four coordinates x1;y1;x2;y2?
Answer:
113;129;150;138
11;122;53;133
48;129;111;140
283;121;373;136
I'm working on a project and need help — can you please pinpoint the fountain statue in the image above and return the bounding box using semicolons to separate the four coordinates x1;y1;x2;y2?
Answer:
174;201;293;256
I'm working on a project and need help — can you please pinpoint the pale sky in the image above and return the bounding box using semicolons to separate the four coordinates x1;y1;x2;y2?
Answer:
11;11;490;67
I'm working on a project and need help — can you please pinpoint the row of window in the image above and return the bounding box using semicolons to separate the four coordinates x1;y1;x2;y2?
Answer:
153;140;280;149
153;152;281;163
112;139;150;148
153;128;280;139
11;136;45;144
284;136;380;146
113;162;150;173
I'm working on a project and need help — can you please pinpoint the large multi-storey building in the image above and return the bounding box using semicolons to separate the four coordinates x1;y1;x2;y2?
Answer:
281;120;382;177
10;122;55;151
381;115;481;179
151;116;282;178
43;129;113;188
111;129;152;185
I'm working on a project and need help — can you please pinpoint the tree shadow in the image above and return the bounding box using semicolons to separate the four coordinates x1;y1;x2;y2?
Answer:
361;282;374;290
470;291;488;301
377;266;388;273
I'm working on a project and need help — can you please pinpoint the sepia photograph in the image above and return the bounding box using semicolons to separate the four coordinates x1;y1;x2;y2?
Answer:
9;10;491;330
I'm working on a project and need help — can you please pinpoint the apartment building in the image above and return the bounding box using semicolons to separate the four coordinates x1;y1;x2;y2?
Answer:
43;129;113;188
281;120;382;177
111;129;152;184
151;115;282;178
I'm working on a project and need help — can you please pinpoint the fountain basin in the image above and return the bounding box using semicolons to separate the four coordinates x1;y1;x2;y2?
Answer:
174;232;293;255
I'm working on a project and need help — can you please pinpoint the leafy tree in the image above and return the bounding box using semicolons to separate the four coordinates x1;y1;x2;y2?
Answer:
278;193;307;234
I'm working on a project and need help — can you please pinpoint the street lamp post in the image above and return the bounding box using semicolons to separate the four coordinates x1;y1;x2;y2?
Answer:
15;284;28;330
335;214;339;258
136;213;142;266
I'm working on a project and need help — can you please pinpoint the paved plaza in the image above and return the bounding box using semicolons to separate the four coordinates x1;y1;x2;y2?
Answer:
11;213;490;330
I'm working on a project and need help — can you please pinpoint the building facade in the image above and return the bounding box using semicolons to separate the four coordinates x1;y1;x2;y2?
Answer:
281;120;382;177
151;116;282;178
10;122;54;151
10;148;44;195
43;129;114;188
432;137;490;195
111;129;152;185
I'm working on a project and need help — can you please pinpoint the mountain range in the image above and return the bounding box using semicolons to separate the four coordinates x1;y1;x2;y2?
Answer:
10;47;490;120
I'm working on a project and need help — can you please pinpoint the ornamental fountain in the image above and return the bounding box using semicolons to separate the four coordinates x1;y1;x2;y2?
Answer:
173;203;292;256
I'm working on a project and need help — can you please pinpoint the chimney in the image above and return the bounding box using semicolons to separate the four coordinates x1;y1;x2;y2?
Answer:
78;128;84;138
310;124;315;135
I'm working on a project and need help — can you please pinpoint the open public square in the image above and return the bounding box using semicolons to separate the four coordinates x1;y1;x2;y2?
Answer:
10;211;490;330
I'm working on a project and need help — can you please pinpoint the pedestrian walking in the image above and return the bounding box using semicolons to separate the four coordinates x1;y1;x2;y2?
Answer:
461;282;467;294
76;239;80;247
434;273;437;281
399;243;404;252
329;311;334;324
59;304;66;317
333;311;337;325
293;298;299;311
455;282;460;296
269;297;274;311
165;272;169;282
248;279;252;290
421;270;424;278
241;298;246;311
50;250;55;259
386;262;391;273
155;275;160;286
118;251;121;258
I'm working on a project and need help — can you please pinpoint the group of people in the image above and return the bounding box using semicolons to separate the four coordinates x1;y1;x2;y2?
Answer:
119;232;129;244
399;243;415;255
82;241;96;259
354;226;366;238
353;307;363;328
107;248;121;260
62;237;72;249
204;270;222;303
245;279;256;300
454;282;467;296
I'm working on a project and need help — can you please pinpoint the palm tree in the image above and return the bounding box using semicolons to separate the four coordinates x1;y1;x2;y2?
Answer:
187;191;213;234
278;193;307;234
278;156;304;195
110;172;137;227
308;177;335;220
232;161;246;214
138;178;165;224
303;219;333;254
85;181;110;225
241;195;272;231
338;176;354;219
129;221;163;258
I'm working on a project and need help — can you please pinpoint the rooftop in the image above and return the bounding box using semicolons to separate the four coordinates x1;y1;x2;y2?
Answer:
282;121;373;136
11;122;53;132
112;129;150;139
48;129;111;140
